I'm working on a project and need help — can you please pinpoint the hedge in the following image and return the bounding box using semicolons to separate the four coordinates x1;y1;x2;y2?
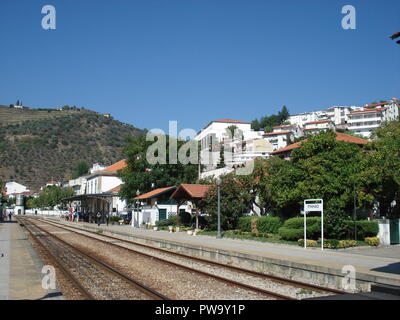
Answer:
345;220;379;239
278;217;321;241
238;216;253;232
256;216;283;234
238;216;283;234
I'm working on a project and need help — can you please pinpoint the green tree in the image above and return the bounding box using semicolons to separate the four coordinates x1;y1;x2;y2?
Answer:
361;121;400;217
202;174;253;230
72;161;90;179
260;131;368;218
217;143;225;169
118;135;198;203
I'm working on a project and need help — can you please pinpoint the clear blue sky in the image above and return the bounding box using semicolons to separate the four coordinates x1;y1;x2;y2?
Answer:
0;0;399;132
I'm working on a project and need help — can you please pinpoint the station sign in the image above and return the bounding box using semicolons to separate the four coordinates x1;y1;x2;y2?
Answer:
304;203;323;212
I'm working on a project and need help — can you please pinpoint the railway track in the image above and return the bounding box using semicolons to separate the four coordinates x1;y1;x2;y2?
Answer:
17;217;170;300
29;217;345;299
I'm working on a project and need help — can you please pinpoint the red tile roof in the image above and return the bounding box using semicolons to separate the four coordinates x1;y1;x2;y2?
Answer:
365;101;389;108
106;185;122;193
304;120;331;125
102;159;127;172
272;132;368;155
134;186;176;200
170;184;212;200
212;119;251;124
349;108;385;115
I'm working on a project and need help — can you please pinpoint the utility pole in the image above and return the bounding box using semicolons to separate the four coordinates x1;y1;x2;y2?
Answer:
353;183;357;240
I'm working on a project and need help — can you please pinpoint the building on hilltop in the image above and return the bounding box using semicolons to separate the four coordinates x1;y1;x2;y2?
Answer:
4;181;30;198
271;131;369;160
347;98;399;138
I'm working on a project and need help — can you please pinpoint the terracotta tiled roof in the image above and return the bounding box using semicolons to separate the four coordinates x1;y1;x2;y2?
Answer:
213;119;251;124
102;159;127;172
170;184;212;200
263;131;292;136
272;132;368;155
349;108;385;115
334;132;369;145
365;101;389;108
134;186;176;200
304;120;331;125
106;185;122;193
271;141;303;154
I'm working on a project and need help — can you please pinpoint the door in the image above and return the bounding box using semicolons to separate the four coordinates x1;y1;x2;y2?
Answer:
390;219;400;244
158;209;167;221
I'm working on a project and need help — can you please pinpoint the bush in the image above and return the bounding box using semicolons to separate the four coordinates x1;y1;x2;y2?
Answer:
345;220;379;239
365;237;380;246
337;240;358;248
298;239;318;247
256;216;282;234
278;217;321;241
156;215;176;227
278;227;304;241
238;216;253;232
323;239;340;249
322;239;359;249
109;216;121;222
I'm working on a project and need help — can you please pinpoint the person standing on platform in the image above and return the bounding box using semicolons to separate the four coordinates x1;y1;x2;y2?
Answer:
8;210;12;221
96;211;101;226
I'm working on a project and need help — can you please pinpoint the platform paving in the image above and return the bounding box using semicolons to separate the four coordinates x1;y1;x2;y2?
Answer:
45;216;400;290
0;220;64;300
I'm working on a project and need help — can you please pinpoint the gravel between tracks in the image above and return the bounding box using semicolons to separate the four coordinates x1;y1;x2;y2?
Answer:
38;220;335;299
36;222;274;300
25;223;158;300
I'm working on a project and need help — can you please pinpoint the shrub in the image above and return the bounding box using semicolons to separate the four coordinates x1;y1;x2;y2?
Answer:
109;216;121;222
365;237;380;246
323;239;339;249
278;217;321;241
156;215;176;227
278;227;304;241
298;239;318;247
256;216;282;234
337;240;358;248
238;216;253;232
345;220;379;239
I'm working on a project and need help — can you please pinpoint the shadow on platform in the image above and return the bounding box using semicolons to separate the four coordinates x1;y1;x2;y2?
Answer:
372;262;400;275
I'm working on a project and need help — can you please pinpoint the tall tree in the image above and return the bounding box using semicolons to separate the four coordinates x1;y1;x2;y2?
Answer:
118;135;198;203
72;161;90;179
361;121;400;217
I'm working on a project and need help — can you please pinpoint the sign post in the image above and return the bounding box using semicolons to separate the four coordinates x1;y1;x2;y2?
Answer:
303;199;324;250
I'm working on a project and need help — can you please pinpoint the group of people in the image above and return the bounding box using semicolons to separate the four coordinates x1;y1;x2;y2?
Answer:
65;209;80;222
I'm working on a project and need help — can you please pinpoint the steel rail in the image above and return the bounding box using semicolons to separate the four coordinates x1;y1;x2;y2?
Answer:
43;217;345;296
21;218;170;300
33;217;299;300
17;217;94;300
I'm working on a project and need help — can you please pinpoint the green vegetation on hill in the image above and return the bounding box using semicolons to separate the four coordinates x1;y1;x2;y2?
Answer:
0;107;144;189
251;106;290;132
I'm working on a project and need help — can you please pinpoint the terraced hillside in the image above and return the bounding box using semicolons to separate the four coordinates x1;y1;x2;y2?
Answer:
0;107;143;190
0;105;83;125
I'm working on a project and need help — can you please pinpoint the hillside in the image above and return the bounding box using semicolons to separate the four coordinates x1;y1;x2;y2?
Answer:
0;107;144;190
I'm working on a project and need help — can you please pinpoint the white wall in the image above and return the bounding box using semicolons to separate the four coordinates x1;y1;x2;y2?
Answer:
377;219;390;246
5;182;29;196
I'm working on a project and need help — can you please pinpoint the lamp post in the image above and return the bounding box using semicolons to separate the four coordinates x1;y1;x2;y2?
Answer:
216;177;222;239
135;189;140;228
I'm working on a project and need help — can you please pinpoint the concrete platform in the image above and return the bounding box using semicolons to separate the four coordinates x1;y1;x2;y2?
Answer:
43;216;400;293
0;220;64;300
